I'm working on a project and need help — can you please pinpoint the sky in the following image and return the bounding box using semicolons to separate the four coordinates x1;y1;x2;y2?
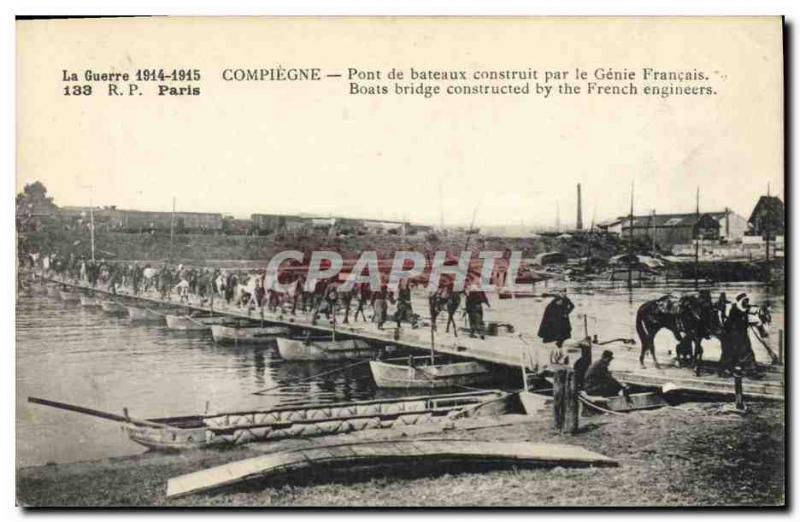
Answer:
16;17;784;227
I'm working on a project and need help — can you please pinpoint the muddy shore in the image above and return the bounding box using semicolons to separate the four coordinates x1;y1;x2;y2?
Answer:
17;401;785;508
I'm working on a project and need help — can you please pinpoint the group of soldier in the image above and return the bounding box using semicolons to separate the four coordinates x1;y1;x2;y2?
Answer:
30;251;498;337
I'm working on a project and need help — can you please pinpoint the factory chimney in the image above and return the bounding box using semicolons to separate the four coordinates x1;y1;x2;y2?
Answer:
576;183;583;230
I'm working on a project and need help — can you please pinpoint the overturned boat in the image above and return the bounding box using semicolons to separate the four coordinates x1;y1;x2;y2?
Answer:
165;314;226;331
276;336;377;361
370;356;494;389
28;390;510;452
167;438;618;498
211;324;290;345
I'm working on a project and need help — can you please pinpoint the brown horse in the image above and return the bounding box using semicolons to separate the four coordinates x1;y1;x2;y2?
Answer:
635;291;722;369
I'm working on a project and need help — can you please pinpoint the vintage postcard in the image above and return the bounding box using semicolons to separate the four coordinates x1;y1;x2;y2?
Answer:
15;16;785;507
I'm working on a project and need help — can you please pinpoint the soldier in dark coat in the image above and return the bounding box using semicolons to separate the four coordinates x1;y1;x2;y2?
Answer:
353;283;371;322
444;287;461;336
224;272;236;304
428;287;446;332
394;282;415;328
584;350;630;398
340;287;353;324
131;263;143;295
538;289;575;347
720;293;758;374
465;286;490;339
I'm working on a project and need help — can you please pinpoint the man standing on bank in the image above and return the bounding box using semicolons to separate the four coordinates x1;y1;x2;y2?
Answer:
538;288;575;347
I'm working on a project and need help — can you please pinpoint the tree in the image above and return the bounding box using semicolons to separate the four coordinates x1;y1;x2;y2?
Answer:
16;181;57;231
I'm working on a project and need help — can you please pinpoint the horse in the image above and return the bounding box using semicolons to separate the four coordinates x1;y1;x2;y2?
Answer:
635;291;722;369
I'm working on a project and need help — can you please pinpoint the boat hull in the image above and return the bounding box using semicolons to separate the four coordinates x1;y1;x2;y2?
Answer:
100;301;128;314
211;324;290;345
165;314;225;331
369;359;494;389
276;336;376;361
79;295;101;307
127;306;166;323
125;390;508;451
59;290;81;302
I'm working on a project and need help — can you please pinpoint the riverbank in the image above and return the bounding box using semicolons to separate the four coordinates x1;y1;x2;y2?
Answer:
17;401;785;507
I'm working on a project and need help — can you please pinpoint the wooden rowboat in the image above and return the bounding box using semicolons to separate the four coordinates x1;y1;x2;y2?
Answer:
100;300;127;314
165;314;226;331
29;390;510;452
79;295;101;307
58;290;81;302
369;356;494;389
211;324;289;345
276;336;377;361
518;390;667;416
580;391;668;414
126;305;166;323
615;369;784;401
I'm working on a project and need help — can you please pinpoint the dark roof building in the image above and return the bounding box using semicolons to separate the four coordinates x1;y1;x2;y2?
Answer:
747;196;784;237
619;210;747;249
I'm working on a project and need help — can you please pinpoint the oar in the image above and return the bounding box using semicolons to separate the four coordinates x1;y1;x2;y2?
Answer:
750;325;780;364
28;397;174;430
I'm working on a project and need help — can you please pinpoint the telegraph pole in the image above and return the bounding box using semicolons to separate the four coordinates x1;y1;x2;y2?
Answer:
89;200;95;262
651;209;657;254
169;197;176;262
627;182;634;289
694;187;700;289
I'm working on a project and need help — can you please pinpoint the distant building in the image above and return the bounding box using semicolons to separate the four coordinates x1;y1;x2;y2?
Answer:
595;218;623;236
747;195;784;237
619;210;747;250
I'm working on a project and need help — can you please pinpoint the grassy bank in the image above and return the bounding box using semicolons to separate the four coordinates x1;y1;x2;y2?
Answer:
17;401;784;507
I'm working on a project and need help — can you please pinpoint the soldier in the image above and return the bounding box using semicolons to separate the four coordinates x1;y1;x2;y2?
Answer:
340;286;354;324
174;276;190;304
224;271;237;304
372;284;391;330
584;350;630;398
465;285;490;339
394;281;415;328
353;282;371;322
444;286;461;336
428;287;446;332
537;289;575;348
720;293;759;375
131;263;143;296
289;274;303;315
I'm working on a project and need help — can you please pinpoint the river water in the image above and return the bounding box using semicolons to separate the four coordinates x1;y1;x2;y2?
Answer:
16;280;784;467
